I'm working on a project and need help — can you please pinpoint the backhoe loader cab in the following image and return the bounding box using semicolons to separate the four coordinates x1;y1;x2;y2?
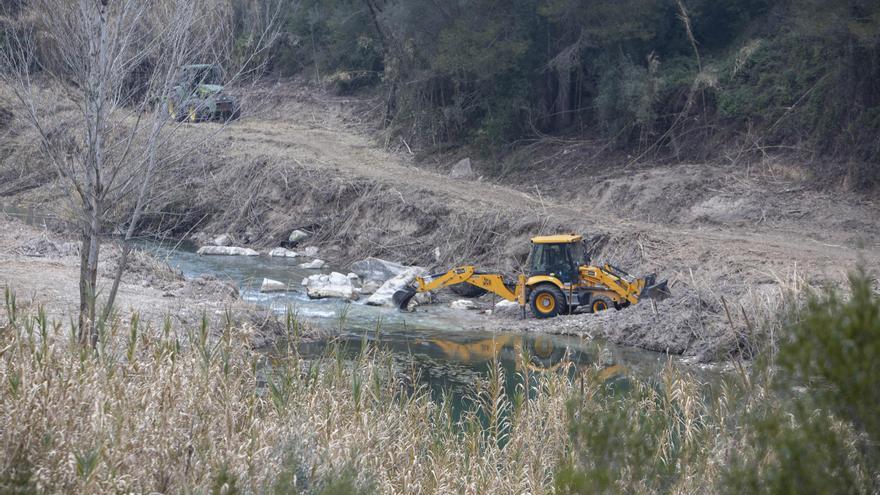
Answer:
527;234;589;284
392;233;670;319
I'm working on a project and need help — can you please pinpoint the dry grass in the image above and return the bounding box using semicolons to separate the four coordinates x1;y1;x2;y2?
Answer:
3;275;872;494
0;292;575;493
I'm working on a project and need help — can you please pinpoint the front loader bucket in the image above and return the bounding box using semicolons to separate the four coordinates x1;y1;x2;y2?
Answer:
393;287;417;311
640;279;671;302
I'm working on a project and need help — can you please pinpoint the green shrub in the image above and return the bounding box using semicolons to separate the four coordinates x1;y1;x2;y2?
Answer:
594;54;658;145
722;269;880;494
555;366;711;494
778;269;880;444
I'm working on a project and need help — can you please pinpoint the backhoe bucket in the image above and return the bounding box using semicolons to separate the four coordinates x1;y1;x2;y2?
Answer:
640;279;671;302
393;287;417;311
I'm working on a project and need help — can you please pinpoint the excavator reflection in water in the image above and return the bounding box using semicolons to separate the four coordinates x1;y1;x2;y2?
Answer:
414;332;626;380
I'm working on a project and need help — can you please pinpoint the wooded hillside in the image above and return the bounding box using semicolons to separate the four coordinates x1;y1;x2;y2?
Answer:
260;0;879;187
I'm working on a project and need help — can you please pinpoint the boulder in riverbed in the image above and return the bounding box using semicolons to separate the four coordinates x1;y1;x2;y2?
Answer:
450;299;478;310
288;229;309;245
491;299;521;317
269;247;299;258
350;257;409;282
260;278;288;292
359;280;381;295
304;272;358;300
197;246;260;256
299;259;326;269
213;233;233;246
366;267;428;306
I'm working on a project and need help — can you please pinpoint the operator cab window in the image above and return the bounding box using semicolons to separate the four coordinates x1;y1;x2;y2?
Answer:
530;243;578;283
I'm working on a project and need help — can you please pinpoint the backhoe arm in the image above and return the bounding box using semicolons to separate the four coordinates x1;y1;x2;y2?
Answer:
393;266;524;310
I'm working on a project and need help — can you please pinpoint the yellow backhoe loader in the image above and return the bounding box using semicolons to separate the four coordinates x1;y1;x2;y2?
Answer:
393;234;670;319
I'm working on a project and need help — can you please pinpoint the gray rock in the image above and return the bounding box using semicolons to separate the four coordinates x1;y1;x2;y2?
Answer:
299;259;326;269
449;157;474;180
360;280;381;295
288;229;309;245
495;299;519;308
190;232;211;245
350;257;409;282
365;267;428;306
269;247;299;258
492;299;522;317
16;238;79;258
197;246;260;256
450;299;478;310
213;234;232;247
414;291;433;305
304;272;358;300
260;278;288;292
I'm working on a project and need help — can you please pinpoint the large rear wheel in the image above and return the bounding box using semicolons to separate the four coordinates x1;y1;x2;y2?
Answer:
590;294;613;313
529;285;567;318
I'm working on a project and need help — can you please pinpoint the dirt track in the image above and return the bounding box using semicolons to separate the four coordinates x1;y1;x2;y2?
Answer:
2;84;878;360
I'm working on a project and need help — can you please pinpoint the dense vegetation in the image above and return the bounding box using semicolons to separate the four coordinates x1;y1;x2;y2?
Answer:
1;271;878;493
261;0;879;186
3;0;876;184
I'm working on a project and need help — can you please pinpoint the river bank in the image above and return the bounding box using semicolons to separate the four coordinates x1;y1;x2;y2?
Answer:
0;215;313;347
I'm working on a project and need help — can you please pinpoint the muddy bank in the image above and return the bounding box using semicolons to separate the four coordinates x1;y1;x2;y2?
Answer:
0;216;321;347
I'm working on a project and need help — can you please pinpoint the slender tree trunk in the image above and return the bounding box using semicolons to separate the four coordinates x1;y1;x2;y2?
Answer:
101;129;160;326
555;67;572;129
78;224;91;340
79;0;108;348
85;206;100;347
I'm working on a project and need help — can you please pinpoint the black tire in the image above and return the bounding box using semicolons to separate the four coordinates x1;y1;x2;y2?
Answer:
450;283;488;298
529;284;567;319
590;294;613;313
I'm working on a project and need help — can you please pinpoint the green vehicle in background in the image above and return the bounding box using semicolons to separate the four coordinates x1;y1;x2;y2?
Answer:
166;64;241;123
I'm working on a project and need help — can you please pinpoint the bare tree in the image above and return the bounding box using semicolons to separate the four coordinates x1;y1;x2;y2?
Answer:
0;0;280;346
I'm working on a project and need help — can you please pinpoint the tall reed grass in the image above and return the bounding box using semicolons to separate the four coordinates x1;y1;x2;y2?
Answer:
0;288;573;493
3;273;877;494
